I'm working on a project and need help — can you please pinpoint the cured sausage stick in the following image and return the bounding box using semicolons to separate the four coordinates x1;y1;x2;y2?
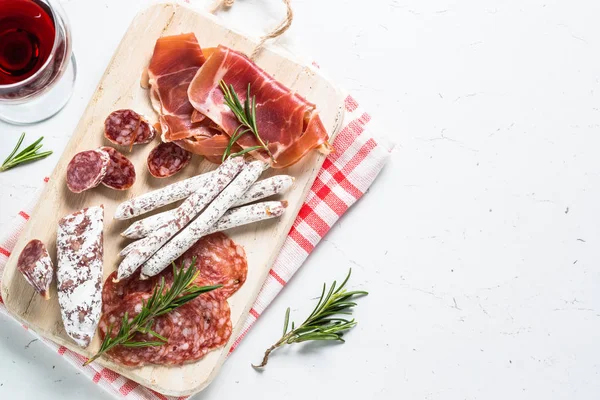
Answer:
114;170;217;220
117;157;245;281
141;160;267;279
120;201;288;257
56;206;104;348
121;175;294;239
207;200;287;233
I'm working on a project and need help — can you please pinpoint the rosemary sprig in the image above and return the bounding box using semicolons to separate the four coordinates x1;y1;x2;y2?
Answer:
219;80;274;162
253;269;367;368
84;259;221;366
0;132;52;172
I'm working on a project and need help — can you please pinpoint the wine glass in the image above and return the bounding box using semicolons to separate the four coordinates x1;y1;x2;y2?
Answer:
0;0;76;125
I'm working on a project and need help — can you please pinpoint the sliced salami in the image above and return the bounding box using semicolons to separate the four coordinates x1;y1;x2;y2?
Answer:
160;305;203;364
104;109;156;147
17;239;54;299
66;149;110;193
101;272;121;313
178;233;247;300
194;296;232;351
147;142;192;178
100;262;233;365
100;146;136;190
103;270;174;314
99;293;174;366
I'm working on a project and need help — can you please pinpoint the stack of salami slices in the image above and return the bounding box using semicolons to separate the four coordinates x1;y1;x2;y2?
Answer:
99;232;244;366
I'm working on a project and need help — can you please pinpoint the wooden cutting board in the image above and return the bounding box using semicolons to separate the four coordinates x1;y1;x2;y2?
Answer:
0;3;344;397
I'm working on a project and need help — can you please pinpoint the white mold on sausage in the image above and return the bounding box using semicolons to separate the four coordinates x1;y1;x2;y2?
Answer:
117;157;245;281
141;160;267;278
113;170;217;220
121;175;294;239
120;200;287;257
56;206;104;348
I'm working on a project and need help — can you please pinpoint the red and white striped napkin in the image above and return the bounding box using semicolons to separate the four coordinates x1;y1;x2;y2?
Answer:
0;94;392;399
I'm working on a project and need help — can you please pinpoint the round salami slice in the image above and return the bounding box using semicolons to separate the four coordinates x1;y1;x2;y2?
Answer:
191;296;232;354
161;305;203;365
66;149;110;193
147;142;192;178
102;269;174;313
102;271;121;313
104;109;156;147
100;146;136;190
99;293;174;367
178;232;248;300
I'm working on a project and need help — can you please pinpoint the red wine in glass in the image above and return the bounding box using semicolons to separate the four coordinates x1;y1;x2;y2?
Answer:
0;0;75;124
0;0;56;85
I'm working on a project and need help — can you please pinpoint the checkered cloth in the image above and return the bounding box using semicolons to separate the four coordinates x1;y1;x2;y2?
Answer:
0;94;392;399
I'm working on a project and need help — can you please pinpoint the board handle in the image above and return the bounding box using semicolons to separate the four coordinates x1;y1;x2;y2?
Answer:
208;0;293;59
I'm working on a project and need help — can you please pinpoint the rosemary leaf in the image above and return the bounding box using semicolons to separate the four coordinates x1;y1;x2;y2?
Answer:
2;132;24;165
229;146;264;158
253;269;367;369
121;341;166;348
282;307;290;336
14;136;44;158
1;134;52;172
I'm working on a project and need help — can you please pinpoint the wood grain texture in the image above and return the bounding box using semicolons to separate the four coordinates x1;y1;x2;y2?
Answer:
1;3;344;397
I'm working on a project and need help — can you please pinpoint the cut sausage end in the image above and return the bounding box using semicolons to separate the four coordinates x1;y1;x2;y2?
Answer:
147;142;192;178
66;149;110;193
100;146;136;190
104;109;156;147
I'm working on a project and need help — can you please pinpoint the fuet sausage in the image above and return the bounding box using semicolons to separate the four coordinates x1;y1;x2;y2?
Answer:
113;170;216;220
121;175;294;239
120;201;288;257
116;157;245;281
140;160;267;278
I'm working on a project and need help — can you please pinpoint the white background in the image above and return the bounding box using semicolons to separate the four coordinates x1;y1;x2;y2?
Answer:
1;0;599;399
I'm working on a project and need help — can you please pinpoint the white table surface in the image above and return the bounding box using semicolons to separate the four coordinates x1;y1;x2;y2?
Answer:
1;0;599;398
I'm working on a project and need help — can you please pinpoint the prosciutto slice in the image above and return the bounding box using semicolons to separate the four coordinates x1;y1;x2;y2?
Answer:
188;45;330;168
148;34;229;158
